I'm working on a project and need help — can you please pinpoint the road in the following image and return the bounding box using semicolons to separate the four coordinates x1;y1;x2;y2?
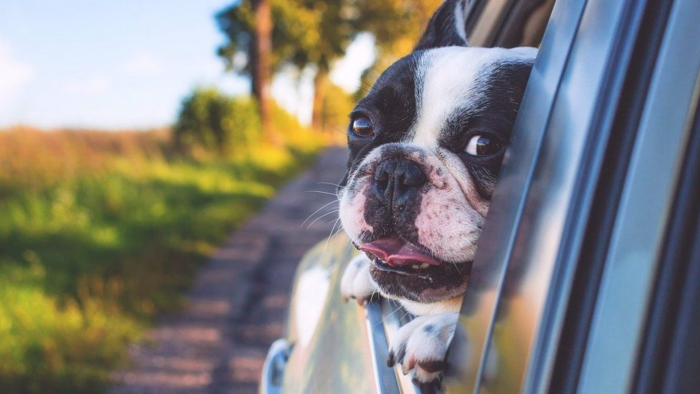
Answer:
110;147;349;394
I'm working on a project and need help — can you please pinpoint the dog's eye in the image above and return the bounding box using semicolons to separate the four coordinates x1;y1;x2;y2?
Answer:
465;135;503;156
352;117;374;138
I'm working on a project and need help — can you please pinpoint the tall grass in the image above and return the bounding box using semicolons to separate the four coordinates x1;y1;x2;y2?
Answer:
0;126;324;393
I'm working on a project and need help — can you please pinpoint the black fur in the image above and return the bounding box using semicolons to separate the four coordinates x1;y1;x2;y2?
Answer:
439;61;534;199
415;0;469;50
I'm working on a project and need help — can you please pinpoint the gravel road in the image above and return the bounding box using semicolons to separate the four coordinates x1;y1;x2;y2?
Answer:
110;147;349;394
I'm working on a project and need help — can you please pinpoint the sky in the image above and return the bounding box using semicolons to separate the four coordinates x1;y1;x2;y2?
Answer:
0;0;374;129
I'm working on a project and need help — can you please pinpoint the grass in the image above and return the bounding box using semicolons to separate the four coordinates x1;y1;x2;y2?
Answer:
0;127;323;393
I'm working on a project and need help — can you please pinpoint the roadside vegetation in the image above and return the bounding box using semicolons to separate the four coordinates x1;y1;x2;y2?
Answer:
0;95;325;393
0;0;445;391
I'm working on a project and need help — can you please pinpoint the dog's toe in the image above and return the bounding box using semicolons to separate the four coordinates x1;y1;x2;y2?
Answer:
340;254;376;304
388;313;458;383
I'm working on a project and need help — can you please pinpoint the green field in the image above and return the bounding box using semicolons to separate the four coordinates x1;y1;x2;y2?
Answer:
0;128;322;393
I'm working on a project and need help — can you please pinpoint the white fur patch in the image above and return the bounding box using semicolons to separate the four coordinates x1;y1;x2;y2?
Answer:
340;254;377;303
410;47;536;150
388;312;459;382
338;184;373;243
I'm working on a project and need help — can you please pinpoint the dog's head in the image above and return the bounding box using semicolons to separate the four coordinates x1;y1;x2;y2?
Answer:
338;0;536;306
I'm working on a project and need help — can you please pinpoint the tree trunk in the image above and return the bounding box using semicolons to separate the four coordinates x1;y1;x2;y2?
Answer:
311;68;329;133
251;0;278;144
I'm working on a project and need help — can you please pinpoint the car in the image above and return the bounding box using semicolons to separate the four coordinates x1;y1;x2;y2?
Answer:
261;0;700;392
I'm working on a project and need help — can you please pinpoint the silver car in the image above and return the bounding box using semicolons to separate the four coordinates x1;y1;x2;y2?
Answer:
262;0;700;392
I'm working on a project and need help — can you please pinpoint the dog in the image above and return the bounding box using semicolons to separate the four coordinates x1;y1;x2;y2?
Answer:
337;0;536;384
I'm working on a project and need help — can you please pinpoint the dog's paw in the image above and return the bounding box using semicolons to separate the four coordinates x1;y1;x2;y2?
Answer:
340;254;377;305
387;312;458;383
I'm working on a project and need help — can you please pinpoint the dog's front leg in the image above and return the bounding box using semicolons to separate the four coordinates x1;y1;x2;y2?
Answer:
340;254;378;304
387;312;458;383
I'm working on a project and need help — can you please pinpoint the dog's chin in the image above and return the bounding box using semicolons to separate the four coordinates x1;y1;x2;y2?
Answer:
369;258;471;304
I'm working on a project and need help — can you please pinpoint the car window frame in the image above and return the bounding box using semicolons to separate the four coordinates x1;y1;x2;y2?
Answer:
575;0;700;391
366;0;556;392
634;81;700;394
445;0;591;389
366;0;557;392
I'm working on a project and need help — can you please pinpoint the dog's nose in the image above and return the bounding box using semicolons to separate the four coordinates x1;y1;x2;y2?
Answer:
374;159;427;206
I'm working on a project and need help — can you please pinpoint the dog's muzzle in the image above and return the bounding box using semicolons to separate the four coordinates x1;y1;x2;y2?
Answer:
372;158;427;208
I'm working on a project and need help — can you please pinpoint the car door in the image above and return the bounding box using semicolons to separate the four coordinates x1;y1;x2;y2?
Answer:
444;0;700;392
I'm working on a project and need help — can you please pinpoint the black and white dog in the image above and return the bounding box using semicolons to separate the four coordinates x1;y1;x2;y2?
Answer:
338;0;536;383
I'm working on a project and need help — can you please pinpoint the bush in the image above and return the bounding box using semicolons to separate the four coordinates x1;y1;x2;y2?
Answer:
173;88;262;157
173;87;331;159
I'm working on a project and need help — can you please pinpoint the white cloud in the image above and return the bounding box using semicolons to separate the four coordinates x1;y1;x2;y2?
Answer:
122;53;162;76
0;39;34;106
65;75;113;96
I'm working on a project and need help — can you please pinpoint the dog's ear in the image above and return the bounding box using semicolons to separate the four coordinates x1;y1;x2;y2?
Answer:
414;0;471;51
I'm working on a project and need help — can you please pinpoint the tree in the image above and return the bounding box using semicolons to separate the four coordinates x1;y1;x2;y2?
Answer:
216;0;442;132
217;0;276;143
352;0;442;95
252;0;273;141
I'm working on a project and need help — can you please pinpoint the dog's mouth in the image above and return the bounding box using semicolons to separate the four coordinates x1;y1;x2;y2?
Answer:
358;237;471;303
360;238;440;271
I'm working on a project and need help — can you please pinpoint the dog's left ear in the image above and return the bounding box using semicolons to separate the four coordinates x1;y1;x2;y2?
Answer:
414;0;471;51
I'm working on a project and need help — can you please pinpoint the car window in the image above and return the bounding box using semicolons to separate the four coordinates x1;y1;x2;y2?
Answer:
369;0;555;392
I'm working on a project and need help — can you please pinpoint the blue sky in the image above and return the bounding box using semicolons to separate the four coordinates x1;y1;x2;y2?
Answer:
0;0;373;129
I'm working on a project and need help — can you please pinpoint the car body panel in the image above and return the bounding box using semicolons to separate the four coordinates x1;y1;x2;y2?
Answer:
280;235;379;394
578;0;700;390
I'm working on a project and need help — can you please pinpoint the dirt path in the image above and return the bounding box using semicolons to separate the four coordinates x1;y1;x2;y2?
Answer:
110;147;348;394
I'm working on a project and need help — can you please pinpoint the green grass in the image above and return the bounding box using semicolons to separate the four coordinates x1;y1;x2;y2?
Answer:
0;139;319;393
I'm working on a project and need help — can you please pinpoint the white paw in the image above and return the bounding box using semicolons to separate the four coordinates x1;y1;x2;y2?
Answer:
340;254;377;304
387;313;458;383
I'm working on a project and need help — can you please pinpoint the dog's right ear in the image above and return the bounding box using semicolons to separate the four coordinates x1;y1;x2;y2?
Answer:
415;0;471;51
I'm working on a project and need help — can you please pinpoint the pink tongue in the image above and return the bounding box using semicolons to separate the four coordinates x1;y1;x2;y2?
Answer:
359;238;441;267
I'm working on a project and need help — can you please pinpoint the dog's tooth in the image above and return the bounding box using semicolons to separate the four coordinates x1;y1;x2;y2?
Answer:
412;265;420;269
420;263;429;269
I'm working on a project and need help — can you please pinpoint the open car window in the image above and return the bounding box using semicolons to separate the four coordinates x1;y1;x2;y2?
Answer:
369;0;556;392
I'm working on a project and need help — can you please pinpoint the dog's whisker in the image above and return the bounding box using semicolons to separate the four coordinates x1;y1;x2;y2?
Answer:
305;190;339;197
300;200;339;228
317;181;342;193
378;304;404;327
330;223;344;238
320;216;342;261
306;209;339;230
317;181;341;187
328;124;349;136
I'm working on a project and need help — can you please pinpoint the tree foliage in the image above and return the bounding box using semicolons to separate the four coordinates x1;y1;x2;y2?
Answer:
218;0;345;75
218;0;441;74
216;0;442;131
